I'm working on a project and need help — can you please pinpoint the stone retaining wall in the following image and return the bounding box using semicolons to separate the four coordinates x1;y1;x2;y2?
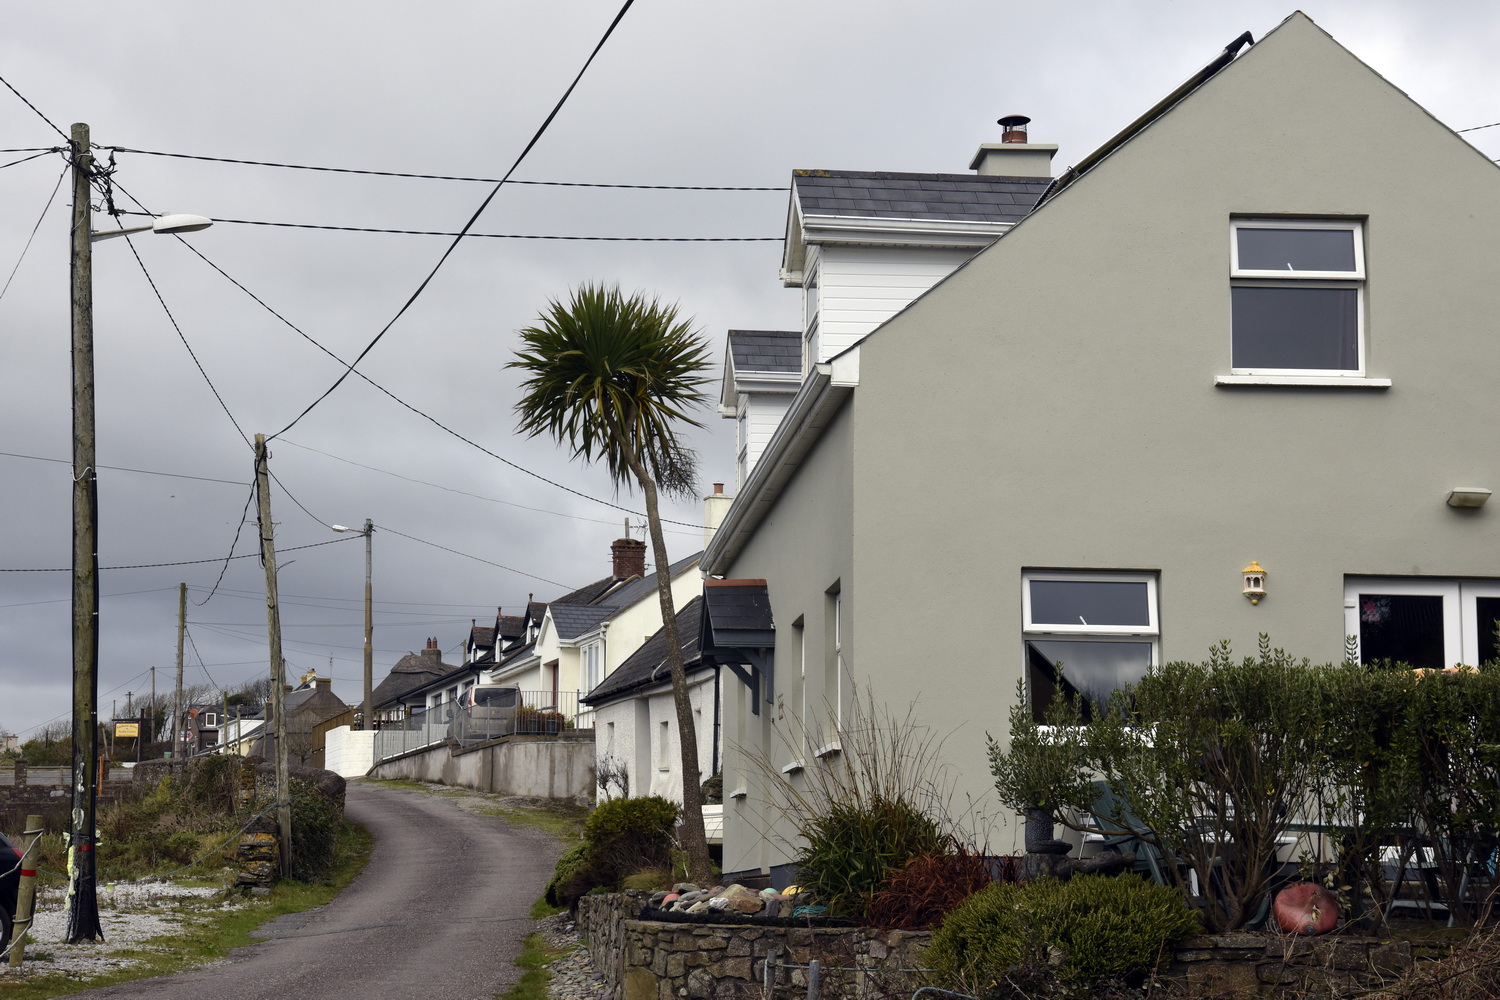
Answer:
577;893;930;1000
580;893;1452;1000
1167;931;1446;998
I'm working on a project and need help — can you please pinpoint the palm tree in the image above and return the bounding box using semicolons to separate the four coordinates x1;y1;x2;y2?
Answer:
510;283;716;883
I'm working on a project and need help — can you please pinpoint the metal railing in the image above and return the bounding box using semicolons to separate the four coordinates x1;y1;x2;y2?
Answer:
372;690;591;760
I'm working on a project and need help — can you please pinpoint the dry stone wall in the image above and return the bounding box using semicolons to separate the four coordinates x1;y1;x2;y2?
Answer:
577;893;930;1000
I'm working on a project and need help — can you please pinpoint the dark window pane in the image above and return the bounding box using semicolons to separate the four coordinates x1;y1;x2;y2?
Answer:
1237;227;1356;272
1028;640;1152;722
1476;597;1500;666
1029;580;1151;627
1232;286;1358;370
1358;593;1445;669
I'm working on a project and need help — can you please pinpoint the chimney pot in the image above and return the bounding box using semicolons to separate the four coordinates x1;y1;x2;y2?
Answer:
713;483;724;495
611;537;647;579
998;114;1031;143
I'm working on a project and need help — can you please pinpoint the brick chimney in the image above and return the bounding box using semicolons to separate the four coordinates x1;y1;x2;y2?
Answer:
612;537;647;579
970;114;1058;178
421;636;441;664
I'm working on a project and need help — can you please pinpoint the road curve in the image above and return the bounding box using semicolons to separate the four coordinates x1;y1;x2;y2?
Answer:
77;781;561;1000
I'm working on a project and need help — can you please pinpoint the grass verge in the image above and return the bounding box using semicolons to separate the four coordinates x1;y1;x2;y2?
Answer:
0;821;373;999
497;933;573;1000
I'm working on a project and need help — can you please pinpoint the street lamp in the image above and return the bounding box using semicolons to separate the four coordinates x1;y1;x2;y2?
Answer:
332;521;374;732
67;122;212;943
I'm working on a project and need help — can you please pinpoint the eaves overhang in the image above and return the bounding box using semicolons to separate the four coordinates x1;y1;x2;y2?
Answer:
702;347;860;576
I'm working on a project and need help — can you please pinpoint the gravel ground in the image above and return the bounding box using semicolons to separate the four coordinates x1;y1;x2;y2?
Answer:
537;911;609;1000
1;881;241;983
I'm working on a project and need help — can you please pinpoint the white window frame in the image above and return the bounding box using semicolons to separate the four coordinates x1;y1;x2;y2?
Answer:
657;720;670;772
1022;571;1160;638
1343;577;1500;667
1022;571;1160;721
1220;219;1387;386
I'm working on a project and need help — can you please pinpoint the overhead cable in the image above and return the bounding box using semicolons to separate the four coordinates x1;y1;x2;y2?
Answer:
103;147;786;190
269;0;640;441
114;213;780;241
104;181;704;530
0;165;67;305
0;73;69;141
378;524;572;588
0;533;356;573
0;450;247;486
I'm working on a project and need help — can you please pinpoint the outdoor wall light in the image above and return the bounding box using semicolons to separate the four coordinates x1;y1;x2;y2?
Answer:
1445;488;1491;508
1242;561;1267;605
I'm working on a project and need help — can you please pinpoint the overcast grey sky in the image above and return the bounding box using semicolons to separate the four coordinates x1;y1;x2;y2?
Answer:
2;1;1496;740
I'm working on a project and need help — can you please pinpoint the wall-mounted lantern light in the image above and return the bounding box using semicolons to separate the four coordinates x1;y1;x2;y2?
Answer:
1446;488;1491;508
1242;561;1267;605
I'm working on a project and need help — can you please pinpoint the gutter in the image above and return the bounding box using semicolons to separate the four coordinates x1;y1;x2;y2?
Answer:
702;347;860;575
1038;30;1254;207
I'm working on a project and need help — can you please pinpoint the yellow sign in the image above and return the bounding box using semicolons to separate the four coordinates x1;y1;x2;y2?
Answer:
114;722;140;738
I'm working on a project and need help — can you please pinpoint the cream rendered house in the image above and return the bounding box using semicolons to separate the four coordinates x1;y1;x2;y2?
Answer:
706;13;1500;881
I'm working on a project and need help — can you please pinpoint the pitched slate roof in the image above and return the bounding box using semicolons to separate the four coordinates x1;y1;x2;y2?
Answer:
728;330;800;375
470;625;495;646
371;650;450;708
584;597;705;705
496;615;525;640
792;169;1048;225
549;603;618;640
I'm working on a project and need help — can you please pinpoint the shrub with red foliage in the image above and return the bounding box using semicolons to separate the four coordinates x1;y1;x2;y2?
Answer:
866;845;1019;930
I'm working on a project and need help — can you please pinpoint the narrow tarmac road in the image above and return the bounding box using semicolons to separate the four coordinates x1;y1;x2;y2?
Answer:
77;781;561;1000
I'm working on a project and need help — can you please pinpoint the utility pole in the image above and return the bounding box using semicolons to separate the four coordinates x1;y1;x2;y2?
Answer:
255;434;292;877
174;583;186;763
149;666;155;747
360;519;373;731
65;120;103;945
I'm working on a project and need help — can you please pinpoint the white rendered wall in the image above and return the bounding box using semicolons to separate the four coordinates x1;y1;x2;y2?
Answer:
810;245;974;365
323;726;376;778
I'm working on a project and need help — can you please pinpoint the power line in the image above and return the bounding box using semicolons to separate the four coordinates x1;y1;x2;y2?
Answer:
0;72;68;141
113;213;780;241
1457;120;1500;133
120;230;253;447
0;165;67;305
269;0;639;441
102;146;787;190
0;531;355;572
378;524;573;588
106;184;706;531
0;149;58;171
0;452;249;485
196;485;260;605
276;437;700;537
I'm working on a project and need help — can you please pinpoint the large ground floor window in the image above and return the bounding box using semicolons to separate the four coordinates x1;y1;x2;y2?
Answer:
1344;577;1500;669
1023;571;1159;721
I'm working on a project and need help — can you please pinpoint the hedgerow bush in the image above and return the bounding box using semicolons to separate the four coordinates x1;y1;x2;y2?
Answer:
927;875;1199;996
544;795;680;908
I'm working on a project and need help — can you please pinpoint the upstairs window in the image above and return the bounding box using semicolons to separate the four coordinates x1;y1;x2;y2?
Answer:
1022;572;1158;722
1229;220;1364;375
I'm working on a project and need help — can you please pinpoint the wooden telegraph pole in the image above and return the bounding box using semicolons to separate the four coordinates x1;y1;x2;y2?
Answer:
65;121;103;944
254;434;293;876
174;583;186;762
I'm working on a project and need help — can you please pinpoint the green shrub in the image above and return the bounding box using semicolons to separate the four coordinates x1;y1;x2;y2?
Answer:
289;777;341;883
795;796;945;919
544;842;594;908
582;795;678;883
928;875;1199;995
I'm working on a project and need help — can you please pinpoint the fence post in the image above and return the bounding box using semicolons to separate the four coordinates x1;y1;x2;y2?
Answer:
763;947;780;1000
8;814;43;967
806;959;820;1000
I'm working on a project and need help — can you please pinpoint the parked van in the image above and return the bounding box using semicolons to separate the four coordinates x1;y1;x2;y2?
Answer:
448;685;520;742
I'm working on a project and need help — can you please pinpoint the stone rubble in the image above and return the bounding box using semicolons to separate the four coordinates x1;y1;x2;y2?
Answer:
538;911;609;1000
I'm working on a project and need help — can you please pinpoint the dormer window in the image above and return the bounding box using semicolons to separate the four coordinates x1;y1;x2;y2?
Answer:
1228;219;1365;376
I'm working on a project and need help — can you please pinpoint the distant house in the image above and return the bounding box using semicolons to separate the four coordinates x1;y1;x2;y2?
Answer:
370;638;459;724
248;674;349;764
178;704;222;755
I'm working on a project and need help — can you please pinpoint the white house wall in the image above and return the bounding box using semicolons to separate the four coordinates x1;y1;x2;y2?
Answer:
738;393;795;487
811;245;974;364
601;567;704;679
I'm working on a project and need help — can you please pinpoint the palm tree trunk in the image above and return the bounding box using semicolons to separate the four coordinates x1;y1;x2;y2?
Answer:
612;427;714;885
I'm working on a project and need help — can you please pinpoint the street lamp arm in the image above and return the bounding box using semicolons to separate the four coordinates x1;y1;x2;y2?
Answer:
91;214;212;243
